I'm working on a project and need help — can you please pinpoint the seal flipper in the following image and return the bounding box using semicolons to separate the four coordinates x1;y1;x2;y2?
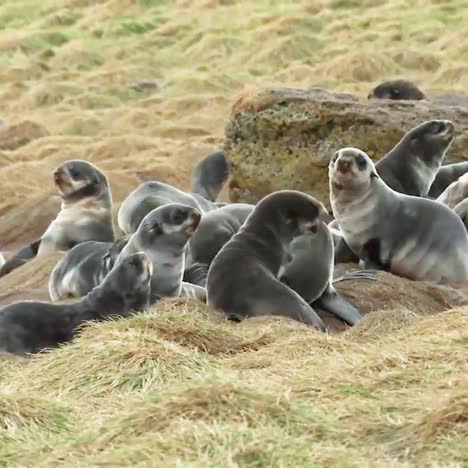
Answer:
313;284;361;326
191;150;229;202
0;239;41;278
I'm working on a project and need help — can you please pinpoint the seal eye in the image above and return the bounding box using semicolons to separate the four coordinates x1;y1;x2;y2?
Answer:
68;167;81;180
308;225;318;234
355;155;367;171
330;152;339;164
173;209;187;224
429;121;443;134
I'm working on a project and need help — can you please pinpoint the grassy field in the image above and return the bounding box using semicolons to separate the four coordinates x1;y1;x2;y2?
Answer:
0;0;467;466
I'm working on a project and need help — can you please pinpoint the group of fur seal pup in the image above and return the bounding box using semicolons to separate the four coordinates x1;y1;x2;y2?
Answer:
1;85;468;356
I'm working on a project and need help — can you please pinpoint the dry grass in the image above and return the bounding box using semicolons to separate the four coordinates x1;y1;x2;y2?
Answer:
0;0;467;465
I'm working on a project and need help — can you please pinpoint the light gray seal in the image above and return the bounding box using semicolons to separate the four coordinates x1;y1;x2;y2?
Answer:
436;172;468;208
277;225;362;326
118;180;221;235
376;120;454;197
429;162;468;199
191;150;229;202
48;236;129;301
329;147;468;283
116;203;201;303
207;190;334;330
0;252;152;356
454;199;468;230
368;80;425;100
0;160;115;278
0;253;4;269
184;203;254;286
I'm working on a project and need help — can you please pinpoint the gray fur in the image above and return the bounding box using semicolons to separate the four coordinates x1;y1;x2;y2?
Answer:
329;148;468;283
429;162;468;198
435;172;468;208
191;150;229;201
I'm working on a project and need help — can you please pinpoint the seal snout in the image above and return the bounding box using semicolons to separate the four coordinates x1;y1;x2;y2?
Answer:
185;209;201;233
337;158;353;174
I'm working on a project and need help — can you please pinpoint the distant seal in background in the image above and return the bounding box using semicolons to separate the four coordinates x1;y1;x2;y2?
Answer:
277;225;362;326
191;150;229;202
368;79;425;100
376;120;454;197
454;199;468;230
436;173;468;208
0;252;152;356
118;180;220;235
48;236;129;301
329;147;468;283
0;160;115;278
207;190;332;330
429;161;468;199
0;253;4;269
116;203;201;302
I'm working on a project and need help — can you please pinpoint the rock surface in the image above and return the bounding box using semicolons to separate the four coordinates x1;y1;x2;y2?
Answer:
225;87;468;206
0;120;49;151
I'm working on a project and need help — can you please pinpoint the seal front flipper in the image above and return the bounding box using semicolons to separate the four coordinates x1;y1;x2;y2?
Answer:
0;239;41;278
313;285;361;326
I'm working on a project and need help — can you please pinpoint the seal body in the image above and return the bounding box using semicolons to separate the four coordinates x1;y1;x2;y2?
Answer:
0;160;115;278
454;199;468;230
118;180;219;235
376;120;454;197
207;190;330;330
0;252;152;356
368;80;425;100
278;225;361;326
191;150;229;202
329;147;468;283
116;203;201;302
436;173;468;209
48;237;129;301
429;162;468;199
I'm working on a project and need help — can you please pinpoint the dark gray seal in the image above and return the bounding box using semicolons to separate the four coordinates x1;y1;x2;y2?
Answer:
376;120;454;197
0;160;115;278
118;180;221;235
0;252;152;356
207;190;332;330
329;147;468;283
116;203;201;302
48;236;129;301
368;80;425;100
429;162;468;199
191;150;229;202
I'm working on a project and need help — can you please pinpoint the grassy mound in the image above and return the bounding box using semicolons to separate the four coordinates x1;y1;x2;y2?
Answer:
0;0;467;465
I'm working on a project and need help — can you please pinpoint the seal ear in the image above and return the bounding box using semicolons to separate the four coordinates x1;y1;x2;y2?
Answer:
370;170;380;179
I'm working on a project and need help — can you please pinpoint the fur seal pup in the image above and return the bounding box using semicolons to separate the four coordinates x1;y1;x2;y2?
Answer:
118;180;219;235
0;252;152;356
436;173;468;209
429;162;468;199
116;203;201;302
207;190;332;330
368;80;425;100
0;160;115;278
376;120;454;197
329;147;468;283
191;150;229;202
277;226;362;326
48;236;129;301
454;199;468;230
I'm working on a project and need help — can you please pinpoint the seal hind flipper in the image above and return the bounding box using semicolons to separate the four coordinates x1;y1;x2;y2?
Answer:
313;285;361;326
0;239;41;278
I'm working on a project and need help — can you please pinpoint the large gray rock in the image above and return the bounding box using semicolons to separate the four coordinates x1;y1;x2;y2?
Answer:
224;87;468;206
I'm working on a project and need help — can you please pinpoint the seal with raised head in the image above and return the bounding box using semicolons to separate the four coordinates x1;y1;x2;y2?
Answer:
118;180;220;235
368;79;425;100
436;173;468;209
191;150;229;202
48;236;129;301
0;252;152;356
376;120;454;197
116;203;201;302
429;161;468;199
0;160;115;278
329;147;468;283
184;203;254;286
207;190;333;330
